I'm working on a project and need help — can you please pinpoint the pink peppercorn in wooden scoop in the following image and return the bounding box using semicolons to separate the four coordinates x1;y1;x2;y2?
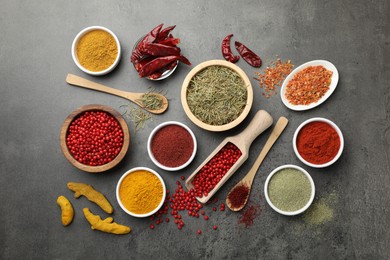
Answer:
185;110;273;204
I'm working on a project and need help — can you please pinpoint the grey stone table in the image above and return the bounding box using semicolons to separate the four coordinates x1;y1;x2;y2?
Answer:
1;0;389;259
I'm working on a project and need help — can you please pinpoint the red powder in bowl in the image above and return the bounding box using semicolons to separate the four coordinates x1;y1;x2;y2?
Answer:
151;125;194;167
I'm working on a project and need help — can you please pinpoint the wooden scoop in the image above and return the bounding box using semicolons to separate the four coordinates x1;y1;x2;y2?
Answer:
185;110;273;204
226;117;289;211
66;74;168;114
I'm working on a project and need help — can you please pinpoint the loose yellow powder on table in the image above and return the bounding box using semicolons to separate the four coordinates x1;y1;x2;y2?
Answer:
76;30;118;72
119;170;163;215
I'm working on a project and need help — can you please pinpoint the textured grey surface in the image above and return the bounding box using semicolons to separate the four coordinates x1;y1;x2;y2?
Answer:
0;0;389;259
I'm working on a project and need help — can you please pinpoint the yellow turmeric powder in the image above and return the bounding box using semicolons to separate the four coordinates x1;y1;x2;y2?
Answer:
76;29;118;72
119;170;163;214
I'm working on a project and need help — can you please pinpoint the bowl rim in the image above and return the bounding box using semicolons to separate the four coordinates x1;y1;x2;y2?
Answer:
59;104;130;173
147;121;197;171
264;164;315;216
116;167;166;218
181;59;253;132
131;35;178;81
71;26;121;76
293;117;344;168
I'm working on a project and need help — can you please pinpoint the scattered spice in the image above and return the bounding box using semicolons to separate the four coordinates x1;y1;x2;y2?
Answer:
191;143;242;198
76;30;118;72
238;204;260;228
268;168;312;212
151;124;194;168
119;170;163;215
120;104;152;131
227;184;250;209
187;66;248;126
66;111;123;166
285;65;332;105
302;192;337;226
254;58;294;98
297;121;340;165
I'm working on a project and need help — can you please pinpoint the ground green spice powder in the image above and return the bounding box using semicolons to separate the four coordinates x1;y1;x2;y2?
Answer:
268;168;311;212
302;192;337;225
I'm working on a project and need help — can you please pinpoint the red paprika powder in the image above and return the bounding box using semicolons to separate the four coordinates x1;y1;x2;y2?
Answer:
296;121;340;165
227;184;249;209
151;125;194;167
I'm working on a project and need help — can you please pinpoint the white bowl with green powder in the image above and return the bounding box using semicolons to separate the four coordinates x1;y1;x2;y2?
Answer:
264;165;315;216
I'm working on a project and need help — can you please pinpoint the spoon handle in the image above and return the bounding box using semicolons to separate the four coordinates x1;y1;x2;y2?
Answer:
66;74;140;100
245;117;289;184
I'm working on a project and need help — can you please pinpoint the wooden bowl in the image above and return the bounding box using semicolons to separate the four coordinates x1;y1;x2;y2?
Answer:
181;60;253;132
60;104;130;173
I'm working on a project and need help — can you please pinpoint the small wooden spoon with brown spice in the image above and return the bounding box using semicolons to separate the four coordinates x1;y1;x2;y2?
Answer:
226;117;289;211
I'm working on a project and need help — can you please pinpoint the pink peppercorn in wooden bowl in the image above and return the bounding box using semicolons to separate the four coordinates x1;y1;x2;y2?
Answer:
60;104;130;173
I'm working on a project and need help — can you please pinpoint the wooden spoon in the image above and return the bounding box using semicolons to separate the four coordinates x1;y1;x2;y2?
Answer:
226;117;289;211
66;74;168;114
185;110;273;204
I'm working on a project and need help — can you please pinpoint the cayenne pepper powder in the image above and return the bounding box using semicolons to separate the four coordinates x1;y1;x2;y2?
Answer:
296;121;340;164
227;184;250;209
151;125;194;167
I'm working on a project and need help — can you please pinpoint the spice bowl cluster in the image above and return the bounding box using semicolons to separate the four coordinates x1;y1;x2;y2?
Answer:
147;121;197;171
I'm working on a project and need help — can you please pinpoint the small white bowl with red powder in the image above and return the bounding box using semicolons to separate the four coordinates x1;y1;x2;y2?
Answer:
147;121;197;171
293;117;344;168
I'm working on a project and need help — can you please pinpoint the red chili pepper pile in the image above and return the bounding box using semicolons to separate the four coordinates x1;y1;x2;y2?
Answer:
66;111;124;166
131;24;191;79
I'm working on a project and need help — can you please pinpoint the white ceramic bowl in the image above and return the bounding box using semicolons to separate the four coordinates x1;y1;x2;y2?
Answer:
280;60;339;111
264;164;315;216
147;121;197;171
71;26;121;76
116;167;166;218
293;117;344;168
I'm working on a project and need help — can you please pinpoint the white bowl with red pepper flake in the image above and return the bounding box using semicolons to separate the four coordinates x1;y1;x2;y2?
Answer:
280;60;339;111
147;121;197;171
60;104;130;173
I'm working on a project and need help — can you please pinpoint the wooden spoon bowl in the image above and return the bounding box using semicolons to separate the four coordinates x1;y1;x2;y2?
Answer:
60;104;130;173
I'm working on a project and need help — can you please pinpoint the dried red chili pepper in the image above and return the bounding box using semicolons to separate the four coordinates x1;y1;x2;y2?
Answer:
139;42;181;57
131;24;163;63
156;25;176;42
138;55;191;77
158;37;180;47
235;41;261;68
222;34;239;63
